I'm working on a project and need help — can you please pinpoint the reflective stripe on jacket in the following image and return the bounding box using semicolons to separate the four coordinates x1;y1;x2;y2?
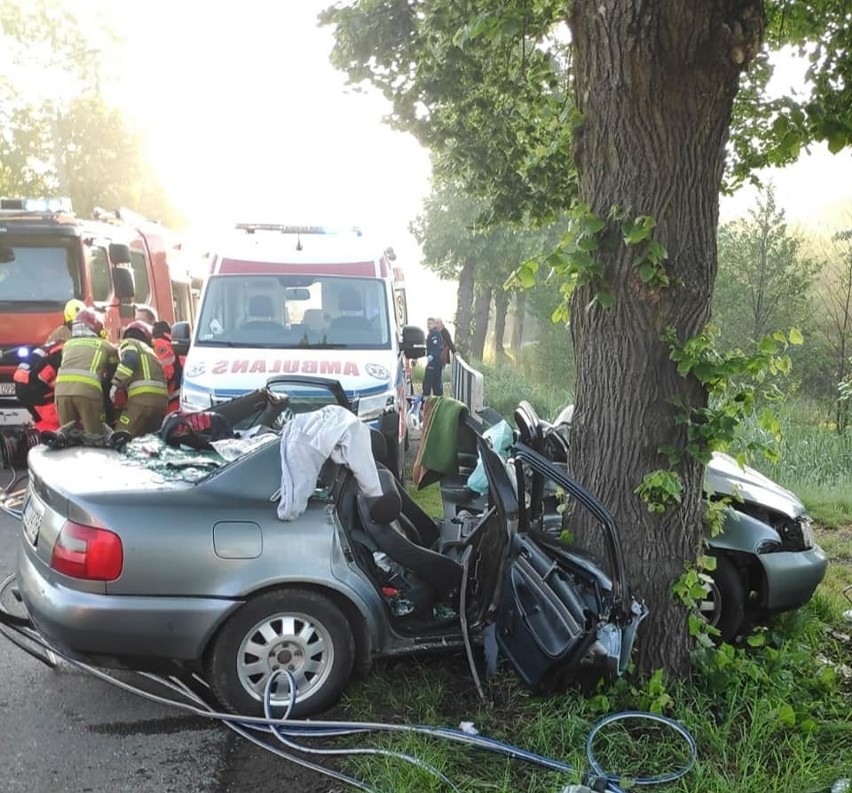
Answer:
113;338;168;400
55;337;117;396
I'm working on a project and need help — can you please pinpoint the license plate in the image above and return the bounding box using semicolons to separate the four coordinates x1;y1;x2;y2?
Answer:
22;496;44;546
0;382;15;395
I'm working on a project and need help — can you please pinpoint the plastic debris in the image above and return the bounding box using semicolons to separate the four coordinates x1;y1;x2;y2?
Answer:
832;780;850;793
459;721;479;735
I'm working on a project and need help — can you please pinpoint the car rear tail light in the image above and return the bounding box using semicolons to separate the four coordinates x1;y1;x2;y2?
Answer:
51;521;123;581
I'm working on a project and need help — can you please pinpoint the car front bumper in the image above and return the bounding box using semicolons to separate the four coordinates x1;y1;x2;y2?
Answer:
16;547;241;664
759;544;829;612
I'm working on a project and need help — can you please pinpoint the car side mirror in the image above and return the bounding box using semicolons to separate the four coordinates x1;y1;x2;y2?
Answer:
401;324;426;360
171;320;191;357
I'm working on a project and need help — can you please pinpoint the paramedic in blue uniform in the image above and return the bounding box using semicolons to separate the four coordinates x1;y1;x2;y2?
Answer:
421;317;445;397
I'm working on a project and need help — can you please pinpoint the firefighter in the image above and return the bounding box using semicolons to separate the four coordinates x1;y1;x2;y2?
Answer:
46;298;87;345
13;298;87;429
53;307;118;434
151;320;182;414
110;321;168;437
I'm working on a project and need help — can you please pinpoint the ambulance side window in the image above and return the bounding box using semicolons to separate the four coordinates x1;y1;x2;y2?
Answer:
89;247;111;302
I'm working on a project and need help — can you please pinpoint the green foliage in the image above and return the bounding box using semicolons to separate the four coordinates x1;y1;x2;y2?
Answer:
340;586;852;791
322;0;577;226
634;469;683;514
0;0;179;224
713;185;819;350
507;203;671;323
325;1;852;229
665;325;802;466
731;397;852;493
478;355;572;422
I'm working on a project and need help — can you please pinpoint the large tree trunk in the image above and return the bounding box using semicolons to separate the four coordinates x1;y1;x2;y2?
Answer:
493;289;509;359
470;285;492;362
568;3;763;676
455;258;476;356
510;291;526;353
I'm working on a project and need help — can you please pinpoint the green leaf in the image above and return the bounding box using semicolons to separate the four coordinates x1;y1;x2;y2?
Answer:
788;327;803;345
746;632;765;647
596;290;615;309
577;235;599;251
777;703;796;726
581;214;606;234
827;132;847;154
638;262;656;283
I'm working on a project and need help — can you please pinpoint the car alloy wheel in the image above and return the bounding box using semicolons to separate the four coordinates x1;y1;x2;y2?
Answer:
206;588;354;717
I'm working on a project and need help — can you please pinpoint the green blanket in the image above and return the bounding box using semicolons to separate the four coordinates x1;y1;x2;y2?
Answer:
413;396;468;481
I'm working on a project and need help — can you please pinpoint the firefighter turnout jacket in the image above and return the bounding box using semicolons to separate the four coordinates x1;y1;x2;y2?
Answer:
55;336;118;399
54;334;118;433
110;337;168;436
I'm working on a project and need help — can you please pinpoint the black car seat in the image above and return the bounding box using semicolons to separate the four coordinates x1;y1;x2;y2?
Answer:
357;469;463;607
514;400;543;452
370;428;441;547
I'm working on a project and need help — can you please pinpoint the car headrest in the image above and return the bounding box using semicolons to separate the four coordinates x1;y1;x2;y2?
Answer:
362;469;401;524
248;294;273;318
370;427;388;465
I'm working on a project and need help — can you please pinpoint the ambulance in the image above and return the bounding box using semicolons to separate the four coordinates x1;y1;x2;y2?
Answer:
173;224;425;480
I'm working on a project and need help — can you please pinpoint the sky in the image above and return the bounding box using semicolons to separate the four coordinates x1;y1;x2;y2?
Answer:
67;2;852;326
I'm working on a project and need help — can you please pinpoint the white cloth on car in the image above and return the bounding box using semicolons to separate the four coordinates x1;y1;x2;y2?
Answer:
277;404;383;521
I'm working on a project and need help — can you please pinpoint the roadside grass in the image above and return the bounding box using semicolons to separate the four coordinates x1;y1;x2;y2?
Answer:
477;357;571;422
342;401;852;791
341;553;852;792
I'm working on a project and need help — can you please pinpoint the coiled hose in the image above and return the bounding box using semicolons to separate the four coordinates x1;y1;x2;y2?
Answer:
0;590;696;793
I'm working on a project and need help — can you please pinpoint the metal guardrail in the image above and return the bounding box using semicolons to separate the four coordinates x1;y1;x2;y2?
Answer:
450;353;485;415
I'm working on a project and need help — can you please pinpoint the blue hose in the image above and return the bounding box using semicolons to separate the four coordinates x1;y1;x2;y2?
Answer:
0;607;697;792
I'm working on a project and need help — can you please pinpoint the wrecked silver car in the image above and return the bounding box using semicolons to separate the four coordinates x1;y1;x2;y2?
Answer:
4;379;646;716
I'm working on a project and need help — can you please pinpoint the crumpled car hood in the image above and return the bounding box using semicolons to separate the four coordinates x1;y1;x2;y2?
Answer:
705;452;805;519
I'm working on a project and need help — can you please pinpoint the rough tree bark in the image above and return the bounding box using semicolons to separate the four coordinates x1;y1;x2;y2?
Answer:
510;291;526;353
470;285;493;362
454;258;476;356
493;289;509;359
568;1;764;675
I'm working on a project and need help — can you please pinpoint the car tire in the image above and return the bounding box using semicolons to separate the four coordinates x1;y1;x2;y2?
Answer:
700;555;746;642
205;588;355;718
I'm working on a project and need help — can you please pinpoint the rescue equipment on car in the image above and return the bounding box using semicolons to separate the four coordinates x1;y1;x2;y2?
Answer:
159;410;236;451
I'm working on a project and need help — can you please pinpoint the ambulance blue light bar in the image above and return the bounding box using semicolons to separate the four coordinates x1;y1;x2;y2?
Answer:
235;223;363;237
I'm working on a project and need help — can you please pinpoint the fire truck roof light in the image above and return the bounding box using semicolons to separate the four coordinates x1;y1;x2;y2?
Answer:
235;223;363;237
0;197;73;212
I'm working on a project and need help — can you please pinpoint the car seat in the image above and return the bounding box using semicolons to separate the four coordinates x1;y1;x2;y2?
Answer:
329;289;374;335
236;295;285;338
357;469;463;607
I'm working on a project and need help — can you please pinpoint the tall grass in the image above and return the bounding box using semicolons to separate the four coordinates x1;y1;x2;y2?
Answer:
728;399;852;519
477;357;572;423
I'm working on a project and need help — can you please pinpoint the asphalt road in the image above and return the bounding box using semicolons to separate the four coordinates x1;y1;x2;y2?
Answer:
0;468;338;793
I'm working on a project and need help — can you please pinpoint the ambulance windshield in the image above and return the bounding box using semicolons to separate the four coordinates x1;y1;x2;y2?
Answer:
195;274;392;350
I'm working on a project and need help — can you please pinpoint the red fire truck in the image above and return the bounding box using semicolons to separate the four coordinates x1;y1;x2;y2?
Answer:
0;198;197;457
